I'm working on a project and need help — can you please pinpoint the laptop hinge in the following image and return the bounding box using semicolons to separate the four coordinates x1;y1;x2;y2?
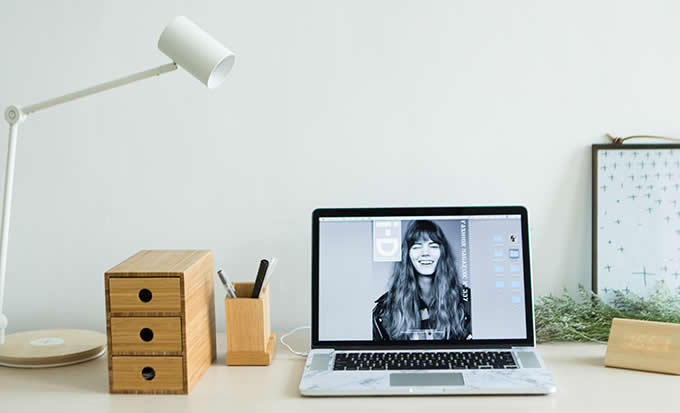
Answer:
511;346;536;351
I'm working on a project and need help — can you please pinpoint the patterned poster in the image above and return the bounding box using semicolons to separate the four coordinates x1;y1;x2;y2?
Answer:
594;145;680;298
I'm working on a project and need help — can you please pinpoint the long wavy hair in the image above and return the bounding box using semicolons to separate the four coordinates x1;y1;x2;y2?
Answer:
382;220;466;340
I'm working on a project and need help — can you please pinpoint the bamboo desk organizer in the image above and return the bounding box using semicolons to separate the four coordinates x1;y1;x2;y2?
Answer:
105;250;216;394
224;282;276;366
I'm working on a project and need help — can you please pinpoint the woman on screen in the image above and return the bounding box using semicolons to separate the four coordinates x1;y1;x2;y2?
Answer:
372;220;471;341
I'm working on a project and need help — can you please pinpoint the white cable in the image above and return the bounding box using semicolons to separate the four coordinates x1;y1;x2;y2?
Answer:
280;325;310;357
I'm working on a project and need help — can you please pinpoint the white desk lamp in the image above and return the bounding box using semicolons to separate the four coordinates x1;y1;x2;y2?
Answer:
0;16;235;367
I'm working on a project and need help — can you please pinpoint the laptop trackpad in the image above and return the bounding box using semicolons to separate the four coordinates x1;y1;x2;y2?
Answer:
390;373;464;387
309;354;331;371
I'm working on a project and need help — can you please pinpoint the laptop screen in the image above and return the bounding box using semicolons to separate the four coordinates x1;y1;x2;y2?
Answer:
312;207;534;349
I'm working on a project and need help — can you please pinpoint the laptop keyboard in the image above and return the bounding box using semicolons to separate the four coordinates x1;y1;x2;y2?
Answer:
333;351;518;371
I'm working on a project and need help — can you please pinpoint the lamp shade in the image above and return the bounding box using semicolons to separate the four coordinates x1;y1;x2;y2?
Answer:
158;16;235;89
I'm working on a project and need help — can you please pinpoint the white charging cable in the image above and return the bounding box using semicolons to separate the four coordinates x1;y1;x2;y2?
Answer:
280;325;310;357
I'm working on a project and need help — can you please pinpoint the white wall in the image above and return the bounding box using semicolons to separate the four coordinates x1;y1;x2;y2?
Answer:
1;0;678;334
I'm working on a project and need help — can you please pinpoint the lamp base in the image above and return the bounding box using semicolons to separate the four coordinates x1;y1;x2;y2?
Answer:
0;329;106;368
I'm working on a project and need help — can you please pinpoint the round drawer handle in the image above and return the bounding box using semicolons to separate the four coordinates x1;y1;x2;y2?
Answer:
141;367;155;381
139;328;154;342
138;288;153;303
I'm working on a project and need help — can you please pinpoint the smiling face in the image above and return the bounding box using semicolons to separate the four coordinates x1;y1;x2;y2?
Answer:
408;235;441;276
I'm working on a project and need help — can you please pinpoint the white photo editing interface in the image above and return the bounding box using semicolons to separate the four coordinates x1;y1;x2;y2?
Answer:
318;215;527;342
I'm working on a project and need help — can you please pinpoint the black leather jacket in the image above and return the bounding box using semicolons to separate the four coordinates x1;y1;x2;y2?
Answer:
372;287;472;341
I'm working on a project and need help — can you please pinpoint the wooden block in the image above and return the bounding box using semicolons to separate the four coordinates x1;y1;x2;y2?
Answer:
225;283;275;366
111;356;184;393
105;250;216;394
110;317;182;353
604;318;680;375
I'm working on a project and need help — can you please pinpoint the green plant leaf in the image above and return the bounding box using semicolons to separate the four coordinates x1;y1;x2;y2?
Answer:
535;285;680;343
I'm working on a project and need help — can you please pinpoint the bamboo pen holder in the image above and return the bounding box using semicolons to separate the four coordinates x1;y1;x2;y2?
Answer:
224;282;276;366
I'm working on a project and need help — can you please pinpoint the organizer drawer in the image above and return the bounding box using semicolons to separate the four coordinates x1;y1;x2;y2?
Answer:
109;278;181;313
110;317;183;353
111;356;184;393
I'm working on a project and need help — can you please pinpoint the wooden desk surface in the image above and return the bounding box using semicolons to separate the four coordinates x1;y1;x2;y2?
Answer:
1;334;678;412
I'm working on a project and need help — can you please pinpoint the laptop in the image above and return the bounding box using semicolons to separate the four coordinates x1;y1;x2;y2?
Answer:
299;206;556;396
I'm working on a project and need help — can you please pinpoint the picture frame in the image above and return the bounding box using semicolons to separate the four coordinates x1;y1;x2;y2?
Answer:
592;143;680;297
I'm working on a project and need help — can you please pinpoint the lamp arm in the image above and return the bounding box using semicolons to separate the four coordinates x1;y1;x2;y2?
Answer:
0;61;178;344
23;62;178;115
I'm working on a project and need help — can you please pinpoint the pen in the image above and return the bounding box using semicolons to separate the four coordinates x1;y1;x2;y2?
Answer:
228;279;237;297
262;257;278;290
217;270;237;298
251;259;269;298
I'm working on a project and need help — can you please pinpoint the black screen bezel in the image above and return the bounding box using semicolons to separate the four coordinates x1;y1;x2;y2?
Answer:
311;206;535;350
